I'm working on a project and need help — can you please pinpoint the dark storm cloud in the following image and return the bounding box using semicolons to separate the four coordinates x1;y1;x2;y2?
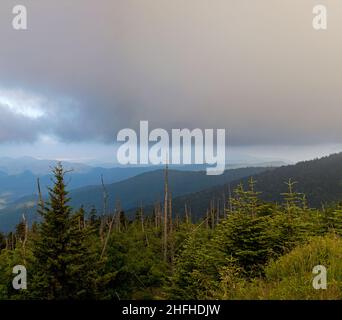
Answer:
0;0;341;145
0;104;42;142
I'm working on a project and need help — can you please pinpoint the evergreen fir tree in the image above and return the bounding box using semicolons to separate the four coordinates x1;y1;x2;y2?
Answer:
29;163;97;299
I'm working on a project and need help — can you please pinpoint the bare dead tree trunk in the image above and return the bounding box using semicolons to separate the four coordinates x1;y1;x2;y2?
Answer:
163;164;169;263
101;217;115;259
101;211;116;259
185;203;189;224
21;212;28;265
168;192;173;234
168;192;174;265
100;175;109;243
140;204;149;247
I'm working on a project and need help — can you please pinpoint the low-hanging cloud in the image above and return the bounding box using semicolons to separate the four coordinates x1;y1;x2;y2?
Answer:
0;0;341;146
0;104;43;142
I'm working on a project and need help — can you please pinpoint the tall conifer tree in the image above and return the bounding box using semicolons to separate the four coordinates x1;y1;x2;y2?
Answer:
30;164;97;299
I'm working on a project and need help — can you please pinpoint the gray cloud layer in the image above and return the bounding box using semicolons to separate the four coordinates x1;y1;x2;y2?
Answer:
0;104;41;142
0;0;341;146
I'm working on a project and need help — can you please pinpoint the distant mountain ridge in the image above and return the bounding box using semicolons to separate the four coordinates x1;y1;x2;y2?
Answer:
0;156;288;176
0;156;91;175
165;152;342;220
0;163;162;206
1;153;340;233
0;157;287;206
68;167;269;211
0;167;269;232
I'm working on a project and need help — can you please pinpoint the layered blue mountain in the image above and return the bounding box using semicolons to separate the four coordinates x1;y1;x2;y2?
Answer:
0;167;268;231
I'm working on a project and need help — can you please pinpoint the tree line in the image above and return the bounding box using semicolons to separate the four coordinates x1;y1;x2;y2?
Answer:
0;164;341;299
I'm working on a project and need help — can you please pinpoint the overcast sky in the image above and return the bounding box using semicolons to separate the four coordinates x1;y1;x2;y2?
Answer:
0;0;341;164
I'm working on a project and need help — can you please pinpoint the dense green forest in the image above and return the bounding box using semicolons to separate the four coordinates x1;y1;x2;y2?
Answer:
0;164;341;300
168;153;342;219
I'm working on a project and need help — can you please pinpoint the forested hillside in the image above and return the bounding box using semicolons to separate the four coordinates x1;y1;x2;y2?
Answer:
167;153;342;220
0;167;268;232
0;163;341;300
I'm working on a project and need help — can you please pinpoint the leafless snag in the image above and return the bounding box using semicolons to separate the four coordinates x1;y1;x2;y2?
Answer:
99;174;109;243
163;163;169;262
